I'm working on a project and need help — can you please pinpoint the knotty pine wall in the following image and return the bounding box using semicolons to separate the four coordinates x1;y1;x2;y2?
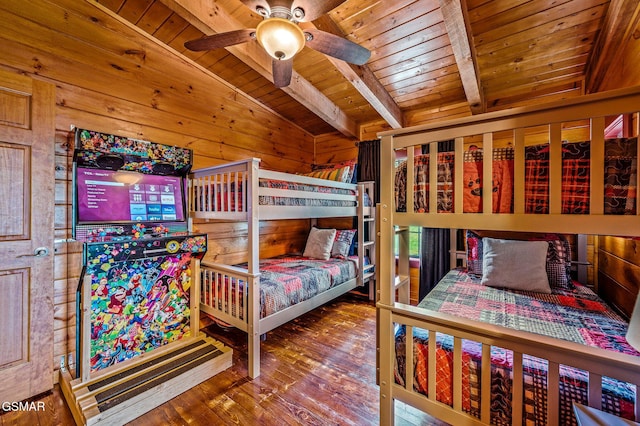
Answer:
315;132;360;232
0;0;330;382
598;236;640;320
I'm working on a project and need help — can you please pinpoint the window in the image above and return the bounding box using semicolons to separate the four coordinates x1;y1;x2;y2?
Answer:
395;226;421;258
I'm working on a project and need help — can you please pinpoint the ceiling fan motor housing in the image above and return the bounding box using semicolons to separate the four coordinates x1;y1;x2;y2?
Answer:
256;5;300;21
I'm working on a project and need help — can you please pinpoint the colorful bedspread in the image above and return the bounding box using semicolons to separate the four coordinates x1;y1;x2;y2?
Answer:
252;255;358;317
203;255;358;319
394;269;639;425
258;179;356;207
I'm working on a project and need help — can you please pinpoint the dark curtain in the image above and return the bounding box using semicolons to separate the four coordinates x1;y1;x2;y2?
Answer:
419;228;450;300
419;140;455;300
357;139;380;202
421;139;454;154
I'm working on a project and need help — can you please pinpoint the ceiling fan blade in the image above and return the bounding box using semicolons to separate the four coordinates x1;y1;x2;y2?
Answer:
291;0;347;22
272;58;293;88
304;29;370;65
184;29;255;51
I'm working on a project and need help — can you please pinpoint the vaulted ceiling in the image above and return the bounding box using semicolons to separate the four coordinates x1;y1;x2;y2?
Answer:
95;0;640;139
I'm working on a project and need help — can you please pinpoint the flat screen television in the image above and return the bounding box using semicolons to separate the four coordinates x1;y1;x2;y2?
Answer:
75;167;186;224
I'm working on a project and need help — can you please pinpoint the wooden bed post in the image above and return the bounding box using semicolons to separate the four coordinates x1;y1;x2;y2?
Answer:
247;158;261;379
379;134;396;425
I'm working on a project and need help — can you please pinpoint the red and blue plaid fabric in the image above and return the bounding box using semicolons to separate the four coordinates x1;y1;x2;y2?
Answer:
562;142;591;214
524;144;550;214
398;139;637;215
604;137;637;214
395;153;455;213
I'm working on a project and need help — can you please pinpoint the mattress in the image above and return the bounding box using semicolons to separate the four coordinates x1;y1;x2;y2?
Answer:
202;254;360;319
394;269;639;425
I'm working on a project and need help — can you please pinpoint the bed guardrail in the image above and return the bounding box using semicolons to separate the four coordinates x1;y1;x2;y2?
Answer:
200;261;259;332
383;303;640;425
190;159;254;220
189;158;366;220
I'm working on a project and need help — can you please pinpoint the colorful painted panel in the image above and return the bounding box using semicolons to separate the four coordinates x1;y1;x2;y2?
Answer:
74;222;189;243
74;128;192;174
84;235;207;372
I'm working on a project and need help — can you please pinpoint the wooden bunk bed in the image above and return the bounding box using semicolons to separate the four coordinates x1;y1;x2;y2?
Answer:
377;86;640;425
189;158;374;378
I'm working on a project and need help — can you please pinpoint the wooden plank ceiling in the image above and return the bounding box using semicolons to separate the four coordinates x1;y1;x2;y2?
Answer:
94;0;638;139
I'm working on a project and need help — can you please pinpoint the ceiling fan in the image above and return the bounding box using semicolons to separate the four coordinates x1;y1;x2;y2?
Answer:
184;0;371;88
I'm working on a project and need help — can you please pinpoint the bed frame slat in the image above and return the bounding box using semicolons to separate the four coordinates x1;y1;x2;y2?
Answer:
588;371;602;410
406;325;414;393
427;330;436;402
511;350;523;426
482;132;492;215
547;360;560;425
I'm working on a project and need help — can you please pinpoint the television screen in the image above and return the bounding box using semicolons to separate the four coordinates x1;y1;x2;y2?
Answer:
75;167;185;224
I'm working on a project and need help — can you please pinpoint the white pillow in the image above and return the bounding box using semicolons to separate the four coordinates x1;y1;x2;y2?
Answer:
481;238;551;294
303;227;337;260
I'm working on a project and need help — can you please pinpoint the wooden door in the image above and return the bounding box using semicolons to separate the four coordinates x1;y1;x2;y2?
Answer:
0;69;55;401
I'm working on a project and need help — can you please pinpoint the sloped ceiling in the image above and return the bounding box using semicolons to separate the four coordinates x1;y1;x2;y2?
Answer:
95;0;640;139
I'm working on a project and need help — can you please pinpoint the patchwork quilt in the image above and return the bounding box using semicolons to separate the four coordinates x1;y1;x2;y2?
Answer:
394;269;639;425
202;255;358;319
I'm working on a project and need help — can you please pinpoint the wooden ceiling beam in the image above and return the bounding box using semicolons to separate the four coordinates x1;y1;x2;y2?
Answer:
439;0;485;114
309;15;404;129
585;0;640;93
160;0;359;137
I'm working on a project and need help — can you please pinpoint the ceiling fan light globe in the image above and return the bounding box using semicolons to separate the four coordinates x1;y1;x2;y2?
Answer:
256;17;305;60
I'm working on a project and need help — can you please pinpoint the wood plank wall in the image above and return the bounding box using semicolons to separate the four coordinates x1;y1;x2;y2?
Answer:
0;0;329;382
598;236;640;320
315;132;359;165
315;132;360;231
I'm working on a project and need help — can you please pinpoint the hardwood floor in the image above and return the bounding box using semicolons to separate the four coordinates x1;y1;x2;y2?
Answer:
0;293;445;425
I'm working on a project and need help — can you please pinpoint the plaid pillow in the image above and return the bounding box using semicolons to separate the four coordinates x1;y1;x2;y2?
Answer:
466;230;484;276
332;229;356;258
307;160;357;183
466;230;573;289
